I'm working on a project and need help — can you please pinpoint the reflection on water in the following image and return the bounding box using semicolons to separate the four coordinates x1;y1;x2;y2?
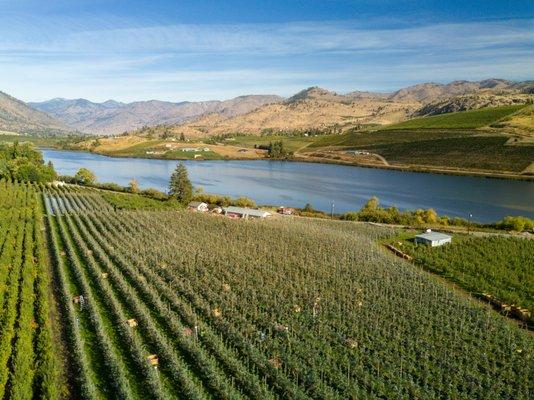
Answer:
43;149;534;222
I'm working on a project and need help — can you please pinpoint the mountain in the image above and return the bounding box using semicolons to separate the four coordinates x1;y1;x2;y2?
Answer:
388;79;532;103
30;95;282;135
161;87;420;138
414;93;533;117
0;91;73;135
155;79;533;138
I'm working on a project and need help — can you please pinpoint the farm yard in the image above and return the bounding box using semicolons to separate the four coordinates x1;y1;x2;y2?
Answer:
1;181;526;399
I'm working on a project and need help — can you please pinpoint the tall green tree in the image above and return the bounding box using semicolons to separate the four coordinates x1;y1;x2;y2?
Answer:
75;168;96;185
169;162;192;204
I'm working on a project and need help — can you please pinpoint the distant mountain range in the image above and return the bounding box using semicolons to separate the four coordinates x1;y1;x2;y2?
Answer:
29;95;282;135
1;79;532;137
0;91;73;135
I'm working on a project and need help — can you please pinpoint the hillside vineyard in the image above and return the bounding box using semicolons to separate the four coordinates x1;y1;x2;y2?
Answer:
1;181;532;399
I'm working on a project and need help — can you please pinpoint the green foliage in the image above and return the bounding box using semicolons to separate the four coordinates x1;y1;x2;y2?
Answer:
266;141;293;159
38;186;534;398
128;178;139;194
234;196;256;208
0;180;61;398
496;216;534;232
101;191;182;210
169;162;193;204
0;142;57;182
399;234;534;316
74;167;96;185
345;197;443;226
381;105;526;130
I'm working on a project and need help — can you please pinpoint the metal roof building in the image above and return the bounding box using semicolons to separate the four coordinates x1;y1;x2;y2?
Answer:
415;231;452;247
223;206;271;219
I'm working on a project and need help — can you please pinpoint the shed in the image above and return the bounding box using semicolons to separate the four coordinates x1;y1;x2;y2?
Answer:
414;231;452;247
277;206;294;215
187;201;209;212
223;206;271;219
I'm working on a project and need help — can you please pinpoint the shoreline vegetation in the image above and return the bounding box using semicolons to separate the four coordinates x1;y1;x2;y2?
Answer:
2;141;533;229
58;170;534;234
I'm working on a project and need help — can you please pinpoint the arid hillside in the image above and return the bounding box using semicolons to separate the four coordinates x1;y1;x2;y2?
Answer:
157;81;533;138
0;91;73;135
160;87;420;138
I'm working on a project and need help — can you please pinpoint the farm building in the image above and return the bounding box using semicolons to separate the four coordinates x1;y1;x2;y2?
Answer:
277;206;294;215
187;201;209;212
223;206;271;219
415;231;452;247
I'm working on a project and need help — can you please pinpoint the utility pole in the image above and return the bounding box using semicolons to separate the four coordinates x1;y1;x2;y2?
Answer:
331;201;335;219
467;213;472;234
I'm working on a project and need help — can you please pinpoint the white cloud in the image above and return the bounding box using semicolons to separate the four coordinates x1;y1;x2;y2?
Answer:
0;16;532;101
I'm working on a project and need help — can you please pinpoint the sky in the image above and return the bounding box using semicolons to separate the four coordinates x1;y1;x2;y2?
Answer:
0;0;533;103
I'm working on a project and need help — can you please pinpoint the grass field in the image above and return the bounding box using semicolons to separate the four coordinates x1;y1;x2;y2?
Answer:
307;129;477;148
381;105;526;130
389;232;534;319
225;135;320;153
31;184;534;398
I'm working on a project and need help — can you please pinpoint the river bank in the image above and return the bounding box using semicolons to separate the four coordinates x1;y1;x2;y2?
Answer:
42;148;534;222
62;145;534;182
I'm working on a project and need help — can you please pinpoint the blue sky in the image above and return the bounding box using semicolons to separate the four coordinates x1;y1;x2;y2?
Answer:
0;0;533;102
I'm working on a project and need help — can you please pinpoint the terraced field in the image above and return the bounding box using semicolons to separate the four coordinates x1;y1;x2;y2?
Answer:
37;185;532;399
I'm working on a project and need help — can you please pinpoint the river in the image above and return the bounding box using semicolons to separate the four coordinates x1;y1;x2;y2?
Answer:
42;149;534;222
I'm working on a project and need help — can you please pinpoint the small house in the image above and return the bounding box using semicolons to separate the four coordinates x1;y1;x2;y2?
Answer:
277;206;294;215
187;202;209;212
414;230;452;247
223;206;271;219
211;206;223;214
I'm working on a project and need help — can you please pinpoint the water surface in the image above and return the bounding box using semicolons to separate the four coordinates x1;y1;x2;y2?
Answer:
43;149;534;222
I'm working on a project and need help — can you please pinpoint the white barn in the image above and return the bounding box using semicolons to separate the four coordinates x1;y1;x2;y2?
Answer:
414;231;452;247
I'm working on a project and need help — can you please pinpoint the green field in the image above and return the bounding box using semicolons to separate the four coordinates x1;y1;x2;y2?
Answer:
27;184;534;398
390;233;534;319
366;135;534;172
225;135;320;153
307;129;477;148
0;180;61;398
381;105;526;130
98;189;184;210
0;133;68;147
306;128;534;172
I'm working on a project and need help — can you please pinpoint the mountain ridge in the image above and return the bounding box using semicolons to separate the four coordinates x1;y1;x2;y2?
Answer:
158;79;534;138
4;78;532;137
0;91;74;135
30;95;282;135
